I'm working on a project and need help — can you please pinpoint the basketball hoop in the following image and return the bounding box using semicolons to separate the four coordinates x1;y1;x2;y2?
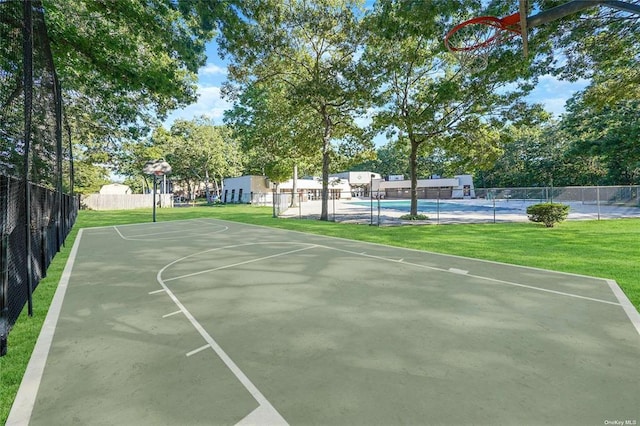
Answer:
445;1;640;73
444;13;522;73
143;159;172;176
142;159;171;223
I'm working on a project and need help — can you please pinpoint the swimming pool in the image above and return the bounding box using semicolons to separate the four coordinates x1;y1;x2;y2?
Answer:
349;200;518;213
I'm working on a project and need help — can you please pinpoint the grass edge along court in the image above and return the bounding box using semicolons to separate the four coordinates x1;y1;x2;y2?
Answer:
1;205;639;424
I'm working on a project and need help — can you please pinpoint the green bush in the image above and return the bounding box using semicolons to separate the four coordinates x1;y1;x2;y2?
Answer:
400;213;429;221
526;203;570;227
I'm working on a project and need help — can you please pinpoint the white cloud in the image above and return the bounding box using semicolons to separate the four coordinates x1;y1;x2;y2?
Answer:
164;85;231;126
526;75;589;117
199;63;227;76
536;75;589;94
540;97;572;116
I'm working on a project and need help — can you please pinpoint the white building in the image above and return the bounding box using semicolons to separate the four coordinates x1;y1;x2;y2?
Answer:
223;173;475;204
222;175;353;204
372;174;475;199
99;183;131;195
280;177;352;201
331;171;381;197
222;175;271;203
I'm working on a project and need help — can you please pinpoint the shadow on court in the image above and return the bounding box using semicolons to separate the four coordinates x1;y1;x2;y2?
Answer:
8;219;640;426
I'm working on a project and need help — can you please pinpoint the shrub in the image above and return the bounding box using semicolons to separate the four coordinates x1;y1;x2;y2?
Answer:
400;213;429;221
526;203;570;227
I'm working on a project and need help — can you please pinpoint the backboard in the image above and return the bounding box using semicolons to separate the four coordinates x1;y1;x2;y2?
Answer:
143;159;172;176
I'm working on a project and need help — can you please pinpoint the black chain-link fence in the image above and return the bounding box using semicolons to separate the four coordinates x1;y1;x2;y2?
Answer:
278;186;640;224
1;0;78;356
475;186;640;205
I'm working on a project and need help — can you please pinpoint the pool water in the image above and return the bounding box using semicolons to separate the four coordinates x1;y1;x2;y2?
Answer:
349;200;518;213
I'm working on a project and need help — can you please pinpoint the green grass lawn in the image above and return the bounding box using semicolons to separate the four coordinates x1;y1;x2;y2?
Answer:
2;204;639;423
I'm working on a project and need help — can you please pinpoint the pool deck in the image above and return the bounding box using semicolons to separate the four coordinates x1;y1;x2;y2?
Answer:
279;198;640;224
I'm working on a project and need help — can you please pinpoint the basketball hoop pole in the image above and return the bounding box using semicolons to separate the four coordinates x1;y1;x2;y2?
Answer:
527;1;640;28
143;159;171;223
527;1;604;27
601;1;640;14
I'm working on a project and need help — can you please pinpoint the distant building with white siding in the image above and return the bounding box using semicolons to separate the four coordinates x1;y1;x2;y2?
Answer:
99;183;131;195
222;175;353;204
222;173;475;204
372;175;475;199
222;175;271;203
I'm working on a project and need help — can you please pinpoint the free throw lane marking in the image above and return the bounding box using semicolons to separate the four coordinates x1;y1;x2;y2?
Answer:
157;248;292;425
163;245;318;282
113;223;228;241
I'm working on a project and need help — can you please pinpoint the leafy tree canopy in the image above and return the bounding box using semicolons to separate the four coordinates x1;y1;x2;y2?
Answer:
221;0;373;220
41;0;237;165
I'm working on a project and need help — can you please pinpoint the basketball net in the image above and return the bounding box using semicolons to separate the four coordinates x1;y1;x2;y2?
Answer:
444;14;522;73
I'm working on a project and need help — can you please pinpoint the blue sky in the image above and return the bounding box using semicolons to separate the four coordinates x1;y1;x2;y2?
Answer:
165;30;590;138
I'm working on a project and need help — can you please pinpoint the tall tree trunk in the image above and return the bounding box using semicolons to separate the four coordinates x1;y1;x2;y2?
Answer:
204;169;212;203
320;109;332;221
409;136;419;216
290;163;298;208
186;181;193;203
321;147;330;221
213;178;220;200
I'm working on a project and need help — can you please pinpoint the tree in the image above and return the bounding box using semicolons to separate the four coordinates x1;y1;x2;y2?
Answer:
221;0;373;220
36;0;239;176
225;81;320;207
148;118;244;200
525;0;640;108
561;95;640;185
471;0;640;188
72;159;110;195
363;0;530;216
117;137;166;193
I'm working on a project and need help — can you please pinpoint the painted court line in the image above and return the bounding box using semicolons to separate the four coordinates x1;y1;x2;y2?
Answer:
127;229;193;238
449;268;469;275
113;224;228;241
112;225;127;240
325;245;621;307
162;310;182;318
606;279;640;336
186;344;211;357
156;257;289;425
6;229;84;426
236;404;289;426
163;245;318;283
148;289;166;295
222;216;611;281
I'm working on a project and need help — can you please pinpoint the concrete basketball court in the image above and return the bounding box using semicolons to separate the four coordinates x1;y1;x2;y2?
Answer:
8;219;640;425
